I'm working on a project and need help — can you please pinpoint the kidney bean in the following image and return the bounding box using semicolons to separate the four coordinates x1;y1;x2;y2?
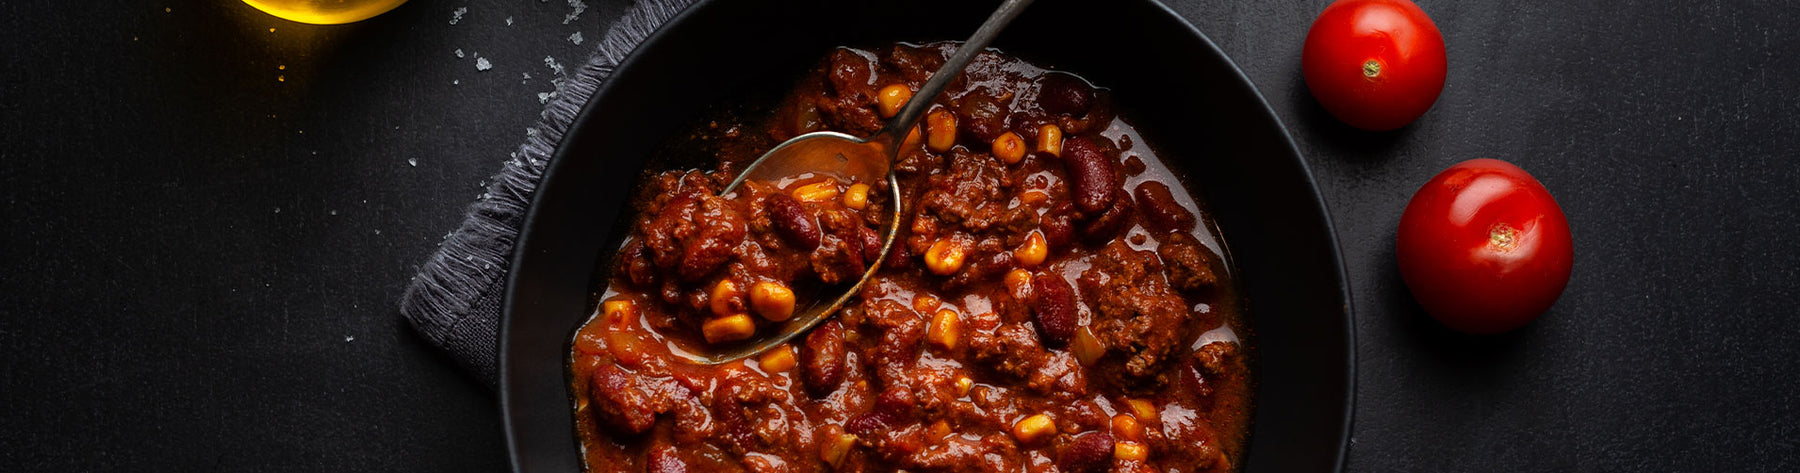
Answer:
1135;181;1195;232
1060;432;1115;473
1032;273;1078;345
884;239;916;270
1036;73;1095;116
845;387;916;439
765;193;821;249
860;225;885;265
800;321;847;396
874;386;917;419
1063;136;1116;214
589;364;657;435
620;239;657;288
844;412;888;439
1081;189;1134;242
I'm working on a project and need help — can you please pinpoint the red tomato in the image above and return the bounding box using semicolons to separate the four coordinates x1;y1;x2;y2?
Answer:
1302;0;1447;131
1397;159;1573;334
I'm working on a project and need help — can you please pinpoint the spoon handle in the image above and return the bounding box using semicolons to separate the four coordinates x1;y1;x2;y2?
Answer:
880;0;1037;146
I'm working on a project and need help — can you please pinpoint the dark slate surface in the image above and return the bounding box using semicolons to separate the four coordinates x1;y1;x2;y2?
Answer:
2;0;1795;471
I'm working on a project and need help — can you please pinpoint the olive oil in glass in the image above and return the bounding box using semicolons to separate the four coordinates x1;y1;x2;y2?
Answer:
242;0;408;24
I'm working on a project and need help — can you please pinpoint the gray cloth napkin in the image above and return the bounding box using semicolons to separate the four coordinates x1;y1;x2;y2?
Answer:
398;0;697;389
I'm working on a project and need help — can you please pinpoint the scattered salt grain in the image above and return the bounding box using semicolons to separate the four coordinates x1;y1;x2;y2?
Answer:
568;32;584;45
345;336;355;342
563;0;587;24
455;48;465;58
408;158;418;166
475;57;492;71
506;16;514;26
449;7;468;25
329;210;338;216
274;207;281;214
537;92;554;104
543;56;565;76
452;79;460;85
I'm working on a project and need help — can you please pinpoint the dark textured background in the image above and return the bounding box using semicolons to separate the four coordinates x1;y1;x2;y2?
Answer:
2;0;1795;471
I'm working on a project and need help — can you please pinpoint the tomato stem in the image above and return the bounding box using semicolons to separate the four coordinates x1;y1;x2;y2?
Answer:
1362;60;1381;78
1488;223;1519;251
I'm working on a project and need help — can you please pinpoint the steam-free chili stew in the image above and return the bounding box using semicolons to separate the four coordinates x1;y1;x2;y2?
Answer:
570;42;1251;473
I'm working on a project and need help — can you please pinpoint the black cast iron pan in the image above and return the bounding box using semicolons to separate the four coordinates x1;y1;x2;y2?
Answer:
503;0;1354;471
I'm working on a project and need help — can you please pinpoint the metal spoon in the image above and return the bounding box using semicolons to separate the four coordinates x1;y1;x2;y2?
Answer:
682;0;1037;365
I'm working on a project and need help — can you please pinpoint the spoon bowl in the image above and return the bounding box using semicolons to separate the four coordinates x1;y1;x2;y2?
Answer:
678;133;902;366
678;0;1037;364
722;132;893;193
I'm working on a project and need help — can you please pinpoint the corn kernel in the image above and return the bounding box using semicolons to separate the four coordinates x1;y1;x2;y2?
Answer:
903;125;923;151
702;314;757;344
1072;326;1105;366
602;299;638;330
877;84;912;118
842;183;871;210
925;238;967;276
1013;231;1048;267
1115;441;1149;461
792;181;841;203
1005;269;1034;301
1126;399;1158;424
709;279;744;318
1020;191;1050;206
930;420;952;439
955;377;974;396
1010;414;1057;444
928;308;962;351
1111;414;1145;442
819;424;857;467
749;281;797;322
926;110;957;152
913;294;940;313
992;131;1026;164
759;344;797;372
1037;124;1064;157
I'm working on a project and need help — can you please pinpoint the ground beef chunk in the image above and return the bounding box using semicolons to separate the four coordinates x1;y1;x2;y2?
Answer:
589;364;690;436
1078;240;1191;377
641;188;748;282
1159;231;1220;292
968;322;1049;379
1194;341;1239;378
820;48;882;134
916;148;1014;233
